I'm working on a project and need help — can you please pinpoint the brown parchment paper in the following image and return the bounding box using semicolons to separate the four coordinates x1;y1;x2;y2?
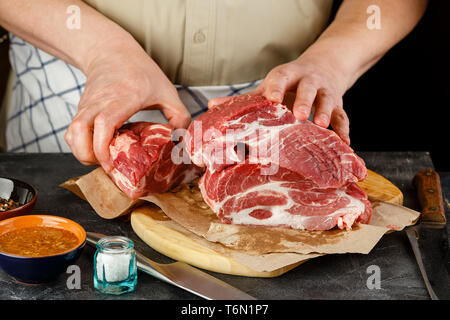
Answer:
61;168;144;219
134;205;320;272
60;168;420;270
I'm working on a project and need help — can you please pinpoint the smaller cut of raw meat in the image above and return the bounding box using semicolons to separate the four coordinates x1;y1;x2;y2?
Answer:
108;122;202;199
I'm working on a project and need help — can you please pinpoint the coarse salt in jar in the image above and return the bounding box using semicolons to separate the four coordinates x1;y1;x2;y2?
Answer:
93;236;137;295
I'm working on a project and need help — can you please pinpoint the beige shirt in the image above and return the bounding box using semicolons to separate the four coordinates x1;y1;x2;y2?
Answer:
85;0;333;86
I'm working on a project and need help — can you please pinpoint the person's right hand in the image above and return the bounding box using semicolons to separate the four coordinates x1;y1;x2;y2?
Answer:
64;41;190;172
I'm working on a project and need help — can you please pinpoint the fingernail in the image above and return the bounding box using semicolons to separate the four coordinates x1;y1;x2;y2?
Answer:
316;115;328;126
103;163;113;172
271;91;282;101
294;107;308;120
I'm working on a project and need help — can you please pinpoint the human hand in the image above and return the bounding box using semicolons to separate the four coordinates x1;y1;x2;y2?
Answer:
65;42;190;171
209;53;351;145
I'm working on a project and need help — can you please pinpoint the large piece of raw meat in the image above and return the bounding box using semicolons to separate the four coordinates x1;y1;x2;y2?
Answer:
186;95;372;230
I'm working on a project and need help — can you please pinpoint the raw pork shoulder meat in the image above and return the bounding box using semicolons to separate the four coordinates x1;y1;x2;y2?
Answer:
186;95;372;230
186;95;367;188
109;122;202;199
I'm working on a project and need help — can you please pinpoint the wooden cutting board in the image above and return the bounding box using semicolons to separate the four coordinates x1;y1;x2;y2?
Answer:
131;170;403;277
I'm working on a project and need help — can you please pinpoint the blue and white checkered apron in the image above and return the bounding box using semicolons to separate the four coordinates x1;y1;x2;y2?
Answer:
6;34;261;152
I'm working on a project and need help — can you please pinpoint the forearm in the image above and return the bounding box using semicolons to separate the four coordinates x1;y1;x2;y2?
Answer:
0;0;140;73
301;0;428;91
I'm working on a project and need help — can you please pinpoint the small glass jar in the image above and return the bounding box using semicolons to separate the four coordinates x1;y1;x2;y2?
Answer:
93;236;137;295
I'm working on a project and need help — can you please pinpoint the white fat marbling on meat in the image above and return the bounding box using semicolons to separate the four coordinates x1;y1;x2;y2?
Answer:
201;178;366;230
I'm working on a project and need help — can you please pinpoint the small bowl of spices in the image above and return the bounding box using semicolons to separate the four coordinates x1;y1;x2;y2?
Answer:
0;177;37;221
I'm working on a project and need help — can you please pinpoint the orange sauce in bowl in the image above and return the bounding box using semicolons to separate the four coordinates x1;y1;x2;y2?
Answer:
0;226;79;257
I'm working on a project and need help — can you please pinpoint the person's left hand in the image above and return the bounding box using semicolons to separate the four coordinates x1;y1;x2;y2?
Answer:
209;53;351;145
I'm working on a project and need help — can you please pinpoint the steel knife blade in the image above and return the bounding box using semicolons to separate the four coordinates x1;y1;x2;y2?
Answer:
406;169;450;300
86;232;256;300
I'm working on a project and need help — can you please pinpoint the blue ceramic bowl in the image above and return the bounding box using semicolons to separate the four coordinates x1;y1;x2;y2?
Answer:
0;215;86;284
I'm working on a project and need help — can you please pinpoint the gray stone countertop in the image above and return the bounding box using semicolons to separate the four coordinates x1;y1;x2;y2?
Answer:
0;152;447;300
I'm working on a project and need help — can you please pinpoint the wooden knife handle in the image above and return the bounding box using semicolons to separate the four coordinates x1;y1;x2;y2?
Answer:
413;169;446;224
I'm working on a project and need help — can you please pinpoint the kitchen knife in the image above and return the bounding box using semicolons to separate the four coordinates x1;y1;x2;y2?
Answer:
405;169;450;300
86;232;256;300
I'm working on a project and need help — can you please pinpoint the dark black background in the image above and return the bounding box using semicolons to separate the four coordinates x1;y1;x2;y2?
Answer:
335;0;449;171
